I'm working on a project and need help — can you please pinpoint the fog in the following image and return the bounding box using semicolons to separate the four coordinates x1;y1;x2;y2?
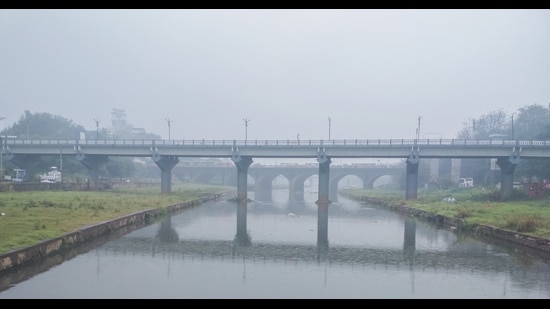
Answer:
1;9;549;142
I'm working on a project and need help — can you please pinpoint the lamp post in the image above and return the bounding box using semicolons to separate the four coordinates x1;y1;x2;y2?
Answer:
166;118;172;140
243;118;250;143
328;117;331;141
93;118;100;140
0;117;4;182
511;112;516;140
416;116;422;142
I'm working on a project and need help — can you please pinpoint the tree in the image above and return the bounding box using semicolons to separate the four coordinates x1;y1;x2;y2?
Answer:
4;110;86;140
513;104;550;140
515;121;550;181
456;104;550;184
457;109;510;139
104;157;137;180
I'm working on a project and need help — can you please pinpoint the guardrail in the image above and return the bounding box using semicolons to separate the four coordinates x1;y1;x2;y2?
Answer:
3;138;550;147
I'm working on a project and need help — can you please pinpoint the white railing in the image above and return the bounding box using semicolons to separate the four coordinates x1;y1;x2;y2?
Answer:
3;138;550;147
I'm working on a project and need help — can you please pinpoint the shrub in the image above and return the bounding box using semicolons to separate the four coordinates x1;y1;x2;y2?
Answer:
506;215;539;233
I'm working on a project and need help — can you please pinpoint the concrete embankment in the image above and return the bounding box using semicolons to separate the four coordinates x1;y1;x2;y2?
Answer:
0;191;234;273
352;195;550;256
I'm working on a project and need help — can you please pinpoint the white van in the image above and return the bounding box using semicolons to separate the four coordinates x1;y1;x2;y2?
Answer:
459;177;474;188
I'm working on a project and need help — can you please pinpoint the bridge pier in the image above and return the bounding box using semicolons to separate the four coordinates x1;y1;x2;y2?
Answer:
76;154;109;190
496;157;518;201
405;155;420;200
316;156;331;204
289;177;305;202
232;155;253;202
153;155;179;194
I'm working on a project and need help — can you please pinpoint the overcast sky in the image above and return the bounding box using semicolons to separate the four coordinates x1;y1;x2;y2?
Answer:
1;9;549;142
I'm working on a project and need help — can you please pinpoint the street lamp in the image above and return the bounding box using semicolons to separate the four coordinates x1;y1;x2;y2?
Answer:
328;117;331;141
243;118;250;143
93;118;100;140
416;116;422;141
511;112;516;140
166;118;172;140
0;117;4;182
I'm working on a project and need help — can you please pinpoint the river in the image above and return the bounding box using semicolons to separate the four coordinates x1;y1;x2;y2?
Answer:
0;189;549;299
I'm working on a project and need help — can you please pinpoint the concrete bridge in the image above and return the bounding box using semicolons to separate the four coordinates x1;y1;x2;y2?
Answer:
167;163;404;202
2;137;550;201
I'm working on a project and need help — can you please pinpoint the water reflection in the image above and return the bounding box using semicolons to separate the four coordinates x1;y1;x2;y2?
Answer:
234;200;251;247
1;190;550;298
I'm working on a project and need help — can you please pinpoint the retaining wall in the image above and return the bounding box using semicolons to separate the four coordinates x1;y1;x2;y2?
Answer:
0;191;234;273
353;195;550;255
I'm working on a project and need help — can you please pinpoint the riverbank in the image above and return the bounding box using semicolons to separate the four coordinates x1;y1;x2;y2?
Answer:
2;186;550;274
0;184;235;272
340;188;550;257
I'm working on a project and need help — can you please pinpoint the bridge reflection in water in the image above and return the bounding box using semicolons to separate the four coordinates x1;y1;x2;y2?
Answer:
97;195;548;273
2;192;550;298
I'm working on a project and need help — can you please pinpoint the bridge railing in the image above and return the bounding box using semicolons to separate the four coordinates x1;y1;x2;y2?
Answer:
3;138;550;147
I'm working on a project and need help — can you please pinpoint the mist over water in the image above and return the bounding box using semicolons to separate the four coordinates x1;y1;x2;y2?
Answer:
1;190;549;299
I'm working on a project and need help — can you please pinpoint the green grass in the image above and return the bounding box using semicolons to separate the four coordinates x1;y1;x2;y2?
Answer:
2;184;550;256
0;184;233;255
340;187;550;238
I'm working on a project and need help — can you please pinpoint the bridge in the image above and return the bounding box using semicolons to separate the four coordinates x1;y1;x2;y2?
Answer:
166;163;404;202
2;137;549;201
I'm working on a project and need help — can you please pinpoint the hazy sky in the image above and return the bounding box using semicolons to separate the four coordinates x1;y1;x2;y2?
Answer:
1;9;549;141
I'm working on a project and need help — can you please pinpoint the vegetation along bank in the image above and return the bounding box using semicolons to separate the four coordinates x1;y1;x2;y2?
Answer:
340;187;550;256
2;184;550;273
0;184;234;272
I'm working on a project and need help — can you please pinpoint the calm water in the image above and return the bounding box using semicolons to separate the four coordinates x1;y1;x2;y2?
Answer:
1;190;550;299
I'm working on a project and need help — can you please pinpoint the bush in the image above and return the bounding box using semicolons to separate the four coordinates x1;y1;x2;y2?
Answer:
506;215;539;233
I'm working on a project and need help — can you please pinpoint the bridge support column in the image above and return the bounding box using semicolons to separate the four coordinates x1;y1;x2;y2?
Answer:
496;157;519;201
315;153;331;249
232;155;253;247
76;154;109;190
232;155;253;202
289;177;304;202
316;155;331;204
362;175;375;189
405;155;420;200
153;155;179;194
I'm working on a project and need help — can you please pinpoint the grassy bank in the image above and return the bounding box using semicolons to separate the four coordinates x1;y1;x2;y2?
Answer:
0;184;233;255
340;187;550;238
2;184;549;257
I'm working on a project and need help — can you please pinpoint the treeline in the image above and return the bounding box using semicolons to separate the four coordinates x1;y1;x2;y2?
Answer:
1;110;161;182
